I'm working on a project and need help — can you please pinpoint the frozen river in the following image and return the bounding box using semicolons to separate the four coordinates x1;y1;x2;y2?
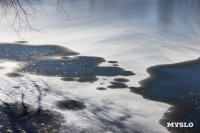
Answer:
0;0;200;133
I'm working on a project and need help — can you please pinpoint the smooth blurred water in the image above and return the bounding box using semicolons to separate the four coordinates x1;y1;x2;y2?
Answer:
1;0;200;42
34;0;200;42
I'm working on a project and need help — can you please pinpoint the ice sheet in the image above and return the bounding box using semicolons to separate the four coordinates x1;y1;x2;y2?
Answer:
1;0;200;132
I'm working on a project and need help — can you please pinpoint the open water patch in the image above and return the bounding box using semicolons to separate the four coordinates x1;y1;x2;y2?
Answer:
108;82;128;89
113;78;129;83
0;43;78;61
19;56;134;81
0;43;134;85
130;58;200;133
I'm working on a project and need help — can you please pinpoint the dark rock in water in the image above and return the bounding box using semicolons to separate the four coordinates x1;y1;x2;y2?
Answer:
108;61;118;63
6;73;24;77
107;82;128;89
0;102;63;133
130;58;200;133
97;87;107;90
56;100;86;111
114;78;129;82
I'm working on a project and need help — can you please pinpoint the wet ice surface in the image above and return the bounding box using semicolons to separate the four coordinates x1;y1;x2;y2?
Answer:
0;43;134;89
0;43;150;133
130;58;200;133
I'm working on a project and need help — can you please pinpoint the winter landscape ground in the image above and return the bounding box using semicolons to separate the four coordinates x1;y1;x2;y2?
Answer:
0;0;200;133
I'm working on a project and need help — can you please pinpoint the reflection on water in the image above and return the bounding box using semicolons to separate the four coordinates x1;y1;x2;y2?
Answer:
157;0;175;32
1;0;200;43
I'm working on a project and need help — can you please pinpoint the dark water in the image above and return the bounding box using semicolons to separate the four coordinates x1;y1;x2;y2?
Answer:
114;78;129;83
0;43;78;61
0;43;134;84
130;58;200;133
21;56;134;80
108;82;128;89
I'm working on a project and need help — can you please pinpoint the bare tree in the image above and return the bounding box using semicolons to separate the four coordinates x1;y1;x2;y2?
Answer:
0;0;66;38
